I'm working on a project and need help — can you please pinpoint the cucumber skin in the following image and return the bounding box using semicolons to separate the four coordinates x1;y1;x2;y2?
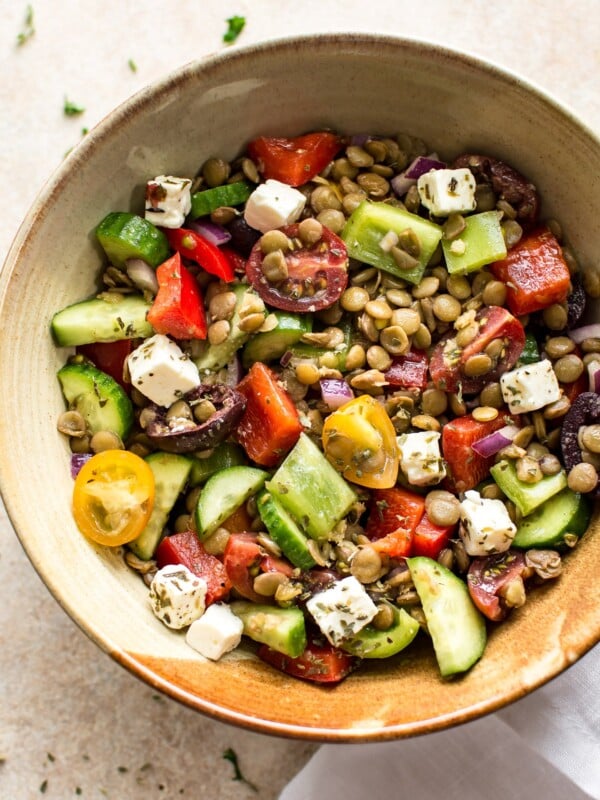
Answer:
490;459;567;516
188;443;247;487
513;488;592;549
190;181;252;219
407;557;486;677
51;295;153;347
195;466;268;538
257;491;316;571
230;601;307;658
96;212;169;268
242;312;312;369
340;605;419;659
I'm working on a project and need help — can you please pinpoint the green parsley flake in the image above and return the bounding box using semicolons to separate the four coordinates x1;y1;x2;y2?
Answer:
16;5;35;46
128;58;137;73
64;97;85;117
222;748;258;792
223;15;245;44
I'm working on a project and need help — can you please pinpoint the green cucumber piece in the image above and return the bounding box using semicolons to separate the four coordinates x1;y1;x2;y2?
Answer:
242;312;312;368
341;201;443;285
442;211;506;274
257;491;316;570
57;362;133;439
267;433;357;541
129;452;193;560
195;465;268;538
188;443;247;486
490;459;567;516
407;556;487;677
96;212;170;268
339;604;419;659
51;294;153;347
517;332;540;366
194;284;266;373
190;181;253;219
230;601;307;658
513;487;592;549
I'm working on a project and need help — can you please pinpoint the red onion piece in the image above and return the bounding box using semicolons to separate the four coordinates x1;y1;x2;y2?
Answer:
471;425;520;458
188;220;231;246
588;362;600;393
350;133;371;146
568;323;600;344
126;258;159;294
71;453;92;479
391;155;446;197
320;379;354;409
280;350;293;368
224;355;243;386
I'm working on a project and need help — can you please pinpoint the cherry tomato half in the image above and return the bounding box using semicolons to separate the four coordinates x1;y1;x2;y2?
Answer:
246;223;348;312
72;450;155;546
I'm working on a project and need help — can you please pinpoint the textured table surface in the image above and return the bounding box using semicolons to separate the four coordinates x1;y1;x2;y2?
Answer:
1;2;598;798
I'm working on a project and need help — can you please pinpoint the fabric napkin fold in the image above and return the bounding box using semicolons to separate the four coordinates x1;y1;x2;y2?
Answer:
280;645;599;800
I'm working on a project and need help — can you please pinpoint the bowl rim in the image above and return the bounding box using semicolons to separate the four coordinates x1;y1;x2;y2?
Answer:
1;32;599;742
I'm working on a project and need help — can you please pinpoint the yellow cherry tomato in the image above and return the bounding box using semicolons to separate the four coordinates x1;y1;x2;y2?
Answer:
322;395;399;488
72;450;155;546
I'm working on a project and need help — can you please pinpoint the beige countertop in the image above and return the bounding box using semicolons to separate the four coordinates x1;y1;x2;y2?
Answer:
1;2;598;798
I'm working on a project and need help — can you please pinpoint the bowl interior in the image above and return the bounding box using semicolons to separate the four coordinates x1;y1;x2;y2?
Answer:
1;34;599;741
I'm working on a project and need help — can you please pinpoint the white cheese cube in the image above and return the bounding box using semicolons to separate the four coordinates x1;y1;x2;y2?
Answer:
186;602;243;660
500;359;561;414
397;431;446;487
244;179;306;233
459;490;516;556
127;334;200;407
417;168;476;216
145;175;192;229
149;564;207;630
305;576;377;646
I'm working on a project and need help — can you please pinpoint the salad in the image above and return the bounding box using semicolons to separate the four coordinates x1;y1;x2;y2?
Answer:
51;130;599;682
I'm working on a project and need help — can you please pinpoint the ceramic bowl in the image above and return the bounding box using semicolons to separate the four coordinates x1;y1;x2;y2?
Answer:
1;34;599;741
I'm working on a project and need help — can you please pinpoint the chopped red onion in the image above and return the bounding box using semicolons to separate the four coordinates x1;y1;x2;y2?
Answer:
188;220;231;247
320;379;354;409
568;323;600;344
588;361;600;393
280;350;293;368
224;355;243;386
391;155;446;197
471;425;520;458
126;258;159;294
71;453;92;479
350;133;372;146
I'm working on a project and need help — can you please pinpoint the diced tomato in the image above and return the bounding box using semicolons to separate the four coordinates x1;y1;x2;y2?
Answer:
562;371;589;404
261;554;294;578
247;132;344;187
412;513;455;560
467;550;527;621
165;228;235;281
429;306;526;394
491;227;571;315
235;362;302;467
77;339;133;389
155;531;231;605
220;504;254;534
442;411;516;493
258;635;357;683
365;487;426;557
384;349;429;390
220;246;247;275
222;532;293;603
147;252;207;340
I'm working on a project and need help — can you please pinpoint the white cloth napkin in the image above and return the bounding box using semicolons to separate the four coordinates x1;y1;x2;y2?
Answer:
280;644;599;800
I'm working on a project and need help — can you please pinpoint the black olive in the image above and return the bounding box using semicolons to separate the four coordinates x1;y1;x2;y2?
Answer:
227;216;261;257
567;274;586;329
560;392;600;496
143;383;246;454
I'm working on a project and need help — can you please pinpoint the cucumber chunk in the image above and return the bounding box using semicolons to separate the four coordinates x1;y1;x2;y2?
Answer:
96;211;169;268
242;312;311;368
57;362;133;439
442;211;507;274
129;452;193;560
51;295;153;347
257;491;316;570
188;443;247;486
339;604;419;659
513;487;592;549
407;556;487;677
267;433;357;541
230;601;307;658
490;459;567;516
190;181;253;219
195;465;268;538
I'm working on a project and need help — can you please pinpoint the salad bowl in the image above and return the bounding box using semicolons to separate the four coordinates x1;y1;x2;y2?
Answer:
1;34;599;741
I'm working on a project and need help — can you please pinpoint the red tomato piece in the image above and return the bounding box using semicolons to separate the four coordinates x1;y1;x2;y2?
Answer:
77;339;133;389
257;635;357;683
155;531;231;605
442;411;516;493
246;223;348;313
429;306;526;393
365;487;426;557
235;362;302;467
248;132;344;187
165;228;235;282
467;550;527;621
562;370;589;404
222;533;294;603
384;349;429;390
220;504;255;534
491;227;571;315
146;252;207;340
220;246;247;275
412;513;455;560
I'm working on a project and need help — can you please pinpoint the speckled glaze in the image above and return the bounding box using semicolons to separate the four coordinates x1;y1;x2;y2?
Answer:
1;34;598;741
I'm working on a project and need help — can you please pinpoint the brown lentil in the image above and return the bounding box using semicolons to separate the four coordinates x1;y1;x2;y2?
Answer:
345;344;367;371
442;213;466;240
201;157;230;187
342;192;366;215
260;229;291;254
386;288;413;308
545;336;575;358
446;274;472;300
317;208;346;234
90;430;123;453
482;280;507;307
481;483;504;500
295;361;320;386
57;410;87;437
350;544;383;584
371;603;395;631
310;185;342;213
580;424;600;453
350;369;388;392
448;393;467;416
542;303;568;331
208;319;230;345
70;434;91;454
567;462;598;493
479;382;504;409
413;323;432;349
209;290;237;321
525;549;562;580
253;571;288;597
341;286;370;312
331;158;359;180
411;414;441;432
432;294;462;322
421;388;448;417
472;406;499;423
346;145;374;168
542;396;571;420
425;491;461;526
512;425;535;450
553;353;584;383
455;322;479;348
238;312;266;333
516;455;543;483
298;217;324;245
365;299;393;320
412;276;439;299
379;325;410;355
357;172;390;198
366;345;392;371
463;352;493;377
539;454;562;475
390;246;419;272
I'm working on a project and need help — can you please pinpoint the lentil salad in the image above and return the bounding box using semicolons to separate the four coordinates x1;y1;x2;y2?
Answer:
51;129;600;681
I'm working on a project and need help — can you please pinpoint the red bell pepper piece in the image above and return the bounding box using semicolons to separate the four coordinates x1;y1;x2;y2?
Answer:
257;635;357;683
220;246;247;275
222;532;293;603
165;227;235;281
155;531;231;605
384;349;429;390
412;513;456;560
248;132;343;187
147;252;207;340
491;227;571;315
235;362;303;467
365;487;426;558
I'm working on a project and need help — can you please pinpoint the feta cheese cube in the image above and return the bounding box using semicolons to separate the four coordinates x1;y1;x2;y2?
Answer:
186;602;243;660
305;576;377;646
459;490;516;556
244;179;306;233
127;333;200;407
397;431;446;487
500;359;561;414
145;175;192;229
149;564;207;630
417;168;476;216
